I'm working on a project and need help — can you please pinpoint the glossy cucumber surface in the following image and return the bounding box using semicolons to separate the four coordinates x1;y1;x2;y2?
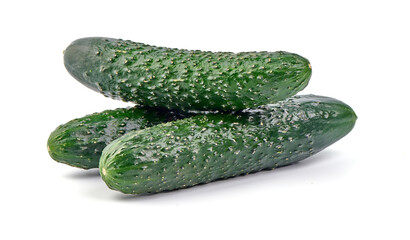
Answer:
47;107;189;169
100;95;357;194
64;37;311;111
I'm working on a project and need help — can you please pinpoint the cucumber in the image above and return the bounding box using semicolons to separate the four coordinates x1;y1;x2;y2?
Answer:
100;95;357;194
47;107;190;169
64;37;312;111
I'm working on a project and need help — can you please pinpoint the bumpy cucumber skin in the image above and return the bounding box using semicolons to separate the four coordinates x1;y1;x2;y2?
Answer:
47;107;189;169
100;95;357;194
64;37;312;111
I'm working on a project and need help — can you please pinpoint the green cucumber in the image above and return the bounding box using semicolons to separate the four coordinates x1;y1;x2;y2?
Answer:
64;37;312;111
47;107;190;169
100;95;357;194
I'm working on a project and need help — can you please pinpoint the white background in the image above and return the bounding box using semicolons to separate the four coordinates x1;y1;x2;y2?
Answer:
1;0;409;239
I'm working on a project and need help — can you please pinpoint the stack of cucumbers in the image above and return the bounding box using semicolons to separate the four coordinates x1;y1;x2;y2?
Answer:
48;37;357;195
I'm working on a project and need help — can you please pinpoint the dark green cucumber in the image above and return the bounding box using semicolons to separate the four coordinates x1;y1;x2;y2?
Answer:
100;95;357;194
64;37;312;111
47;107;190;169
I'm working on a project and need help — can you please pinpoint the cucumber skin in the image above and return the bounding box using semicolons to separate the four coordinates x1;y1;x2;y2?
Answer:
47;107;189;169
100;95;357;194
64;37;312;111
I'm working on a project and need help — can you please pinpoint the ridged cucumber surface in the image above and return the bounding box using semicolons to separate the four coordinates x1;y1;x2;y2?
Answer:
47;107;189;169
100;95;357;194
64;37;312;111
